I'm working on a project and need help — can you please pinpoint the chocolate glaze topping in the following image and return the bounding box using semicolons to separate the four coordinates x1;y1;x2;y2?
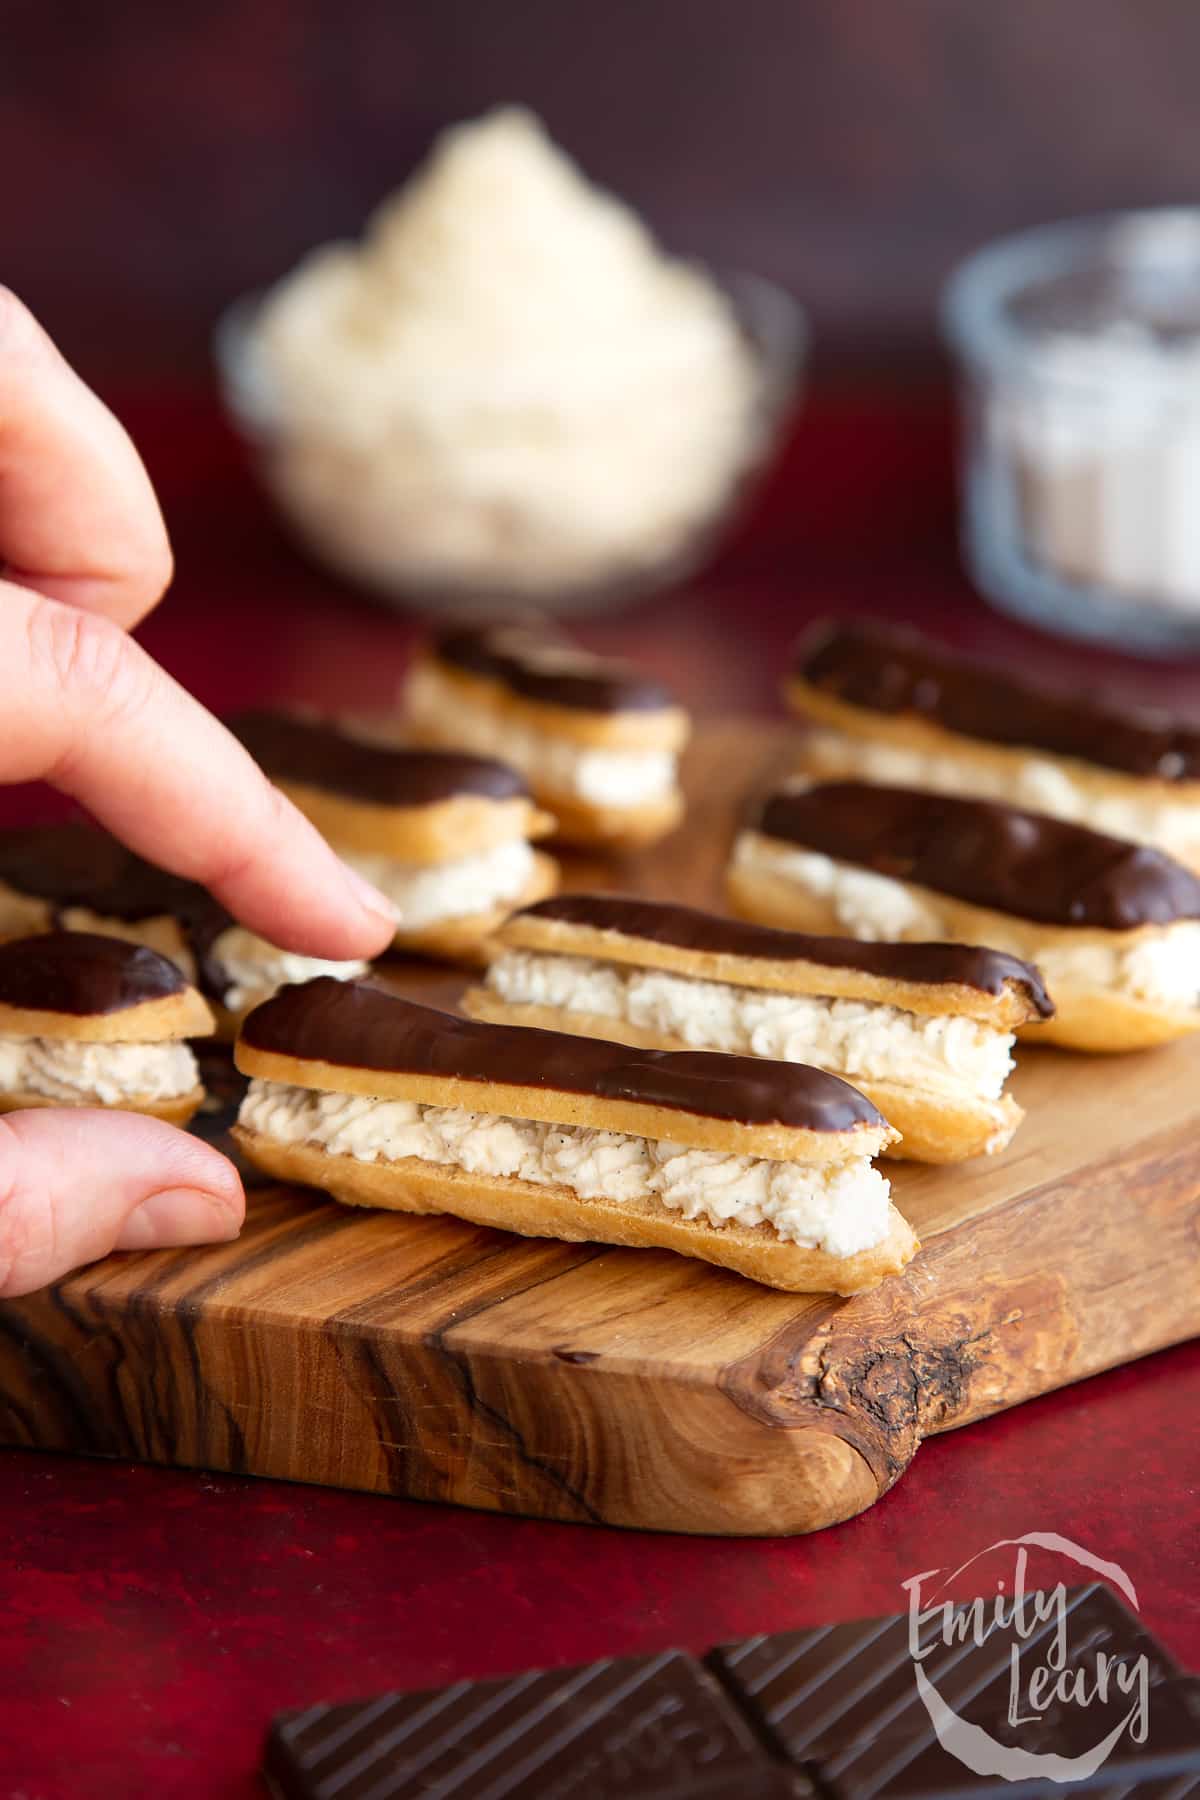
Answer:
0;931;186;1016
434;620;674;714
241;979;885;1134
797;618;1200;781
229;712;528;805
517;893;1054;1013
0;826;234;1001
756;782;1200;929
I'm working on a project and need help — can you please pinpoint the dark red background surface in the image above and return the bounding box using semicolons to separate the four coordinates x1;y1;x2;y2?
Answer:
0;386;1197;1798
8;1;1200;378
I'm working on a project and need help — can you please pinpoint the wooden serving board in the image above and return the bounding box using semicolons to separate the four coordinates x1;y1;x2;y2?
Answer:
1;723;1198;1536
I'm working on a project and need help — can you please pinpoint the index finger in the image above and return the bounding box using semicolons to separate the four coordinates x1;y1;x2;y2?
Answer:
0;580;396;961
0;286;173;628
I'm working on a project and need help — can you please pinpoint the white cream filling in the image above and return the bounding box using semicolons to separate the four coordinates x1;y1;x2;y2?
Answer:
732;832;1200;1010
341;837;535;929
733;831;945;940
485;950;1014;1102
0;1036;198;1105
799;728;1200;865
250;110;760;595
209;927;369;1015
239;1079;890;1258
1035;930;1200;1010
407;663;677;808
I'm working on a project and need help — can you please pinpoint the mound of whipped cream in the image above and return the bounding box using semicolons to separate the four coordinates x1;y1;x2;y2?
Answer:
249;108;763;596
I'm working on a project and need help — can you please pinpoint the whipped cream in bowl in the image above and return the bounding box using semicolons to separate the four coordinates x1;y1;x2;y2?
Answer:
216;107;804;611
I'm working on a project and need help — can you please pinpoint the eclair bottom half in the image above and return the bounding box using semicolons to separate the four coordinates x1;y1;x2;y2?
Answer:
465;993;1019;1165
233;1121;916;1296
0;1087;204;1126
233;983;917;1295
727;858;1200;1054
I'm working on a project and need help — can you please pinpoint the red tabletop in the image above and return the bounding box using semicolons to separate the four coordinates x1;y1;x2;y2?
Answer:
1;384;1198;1799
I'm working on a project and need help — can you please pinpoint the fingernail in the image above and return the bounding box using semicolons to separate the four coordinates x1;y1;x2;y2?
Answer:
339;858;397;925
116;1188;242;1252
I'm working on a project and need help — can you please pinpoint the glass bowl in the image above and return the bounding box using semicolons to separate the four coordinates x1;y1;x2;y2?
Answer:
213;270;806;616
943;208;1200;656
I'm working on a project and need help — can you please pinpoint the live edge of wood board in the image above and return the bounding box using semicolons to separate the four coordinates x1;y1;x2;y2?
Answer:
0;722;1197;1537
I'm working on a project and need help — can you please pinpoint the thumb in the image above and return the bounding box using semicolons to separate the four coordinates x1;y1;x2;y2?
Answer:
0;1108;244;1298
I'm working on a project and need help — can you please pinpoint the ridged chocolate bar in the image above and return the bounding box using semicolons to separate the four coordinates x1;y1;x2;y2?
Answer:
435;620;674;714
516;893;1054;1013
263;1584;1198;1799
239;981;886;1132
709;1582;1195;1794
264;1650;802;1800
229;712;529;805
797;617;1200;781
754;782;1200;930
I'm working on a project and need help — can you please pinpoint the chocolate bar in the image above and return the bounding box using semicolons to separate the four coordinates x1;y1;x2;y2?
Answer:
264;1583;1198;1798
265;1650;806;1799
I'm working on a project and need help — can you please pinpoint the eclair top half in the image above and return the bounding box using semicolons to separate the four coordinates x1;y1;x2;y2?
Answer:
425;620;690;751
750;781;1200;932
236;979;895;1162
228;711;554;860
791;618;1200;787
0;932;214;1041
495;893;1052;1027
0;825;238;999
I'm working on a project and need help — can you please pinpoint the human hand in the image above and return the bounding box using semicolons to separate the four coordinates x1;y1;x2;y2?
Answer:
0;289;395;1296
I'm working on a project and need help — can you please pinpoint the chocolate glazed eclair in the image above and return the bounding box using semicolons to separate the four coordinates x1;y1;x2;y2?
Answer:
0;932;212;1124
0;824;368;1036
233;980;916;1294
727;780;1200;1052
403;619;691;849
228;712;557;964
788;618;1200;870
467;893;1052;1163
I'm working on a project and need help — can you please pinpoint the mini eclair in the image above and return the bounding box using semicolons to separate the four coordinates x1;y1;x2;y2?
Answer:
466;894;1052;1163
0;932;212;1124
404;618;690;849
788;618;1200;869
0;824;368;1034
728;779;1200;1053
229;712;558;962
233;979;916;1294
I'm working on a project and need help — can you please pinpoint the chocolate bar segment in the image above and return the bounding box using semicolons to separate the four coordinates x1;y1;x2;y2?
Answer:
240;981;887;1133
435;621;674;714
264;1585;1198;1799
518;893;1054;1014
229;712;529;805
798;617;1200;782
263;1650;798;1800
756;782;1200;929
0;931;186;1015
711;1582;1197;1798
